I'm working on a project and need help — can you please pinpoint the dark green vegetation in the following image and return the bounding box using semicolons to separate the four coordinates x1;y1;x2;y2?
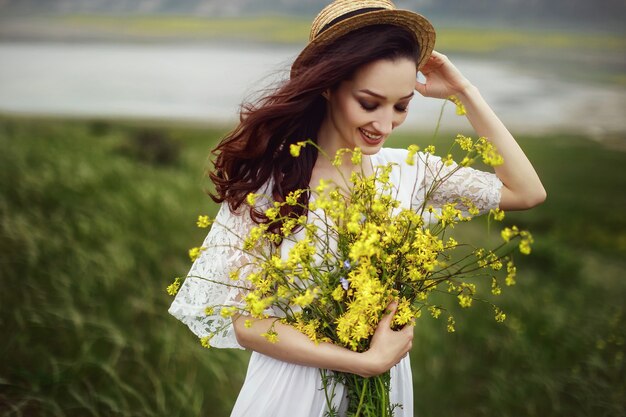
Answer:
1;117;625;416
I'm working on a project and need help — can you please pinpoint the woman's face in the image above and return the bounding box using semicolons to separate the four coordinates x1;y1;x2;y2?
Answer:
322;57;417;155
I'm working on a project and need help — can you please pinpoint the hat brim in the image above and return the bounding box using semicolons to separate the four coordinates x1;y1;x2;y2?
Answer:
291;9;436;79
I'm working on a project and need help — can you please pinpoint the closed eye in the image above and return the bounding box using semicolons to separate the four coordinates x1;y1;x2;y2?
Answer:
359;100;378;111
360;101;408;113
395;105;408;113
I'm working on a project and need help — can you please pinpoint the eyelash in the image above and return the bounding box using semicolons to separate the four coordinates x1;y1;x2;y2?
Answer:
359;101;408;113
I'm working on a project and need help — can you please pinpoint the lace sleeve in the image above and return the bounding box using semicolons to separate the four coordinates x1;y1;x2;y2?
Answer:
168;202;266;349
415;152;503;215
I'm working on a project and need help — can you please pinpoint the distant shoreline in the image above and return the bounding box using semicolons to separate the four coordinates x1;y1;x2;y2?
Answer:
2;15;624;88
1;15;624;48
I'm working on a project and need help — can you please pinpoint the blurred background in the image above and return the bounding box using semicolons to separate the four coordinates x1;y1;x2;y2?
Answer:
1;0;625;416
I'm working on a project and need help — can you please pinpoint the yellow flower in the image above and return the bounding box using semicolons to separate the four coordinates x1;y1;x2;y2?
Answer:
392;298;414;326
501;226;519;242
448;95;467;115
519;231;534;255
244;224;268;250
220;307;234;319
332;149;349;167
371;201;385;214
246;193;258;206
245;292;272;317
460;156;474;167
285;189;303;206
436;203;463;227
455;134;473;151
494;307;506;323
458;294;473;308
265;207;280;220
351;148;362;165
315;179;330;194
290;141;307;157
200;335;213;348
406;144;420;165
292;288;318;307
447;282;459;293
447;316;456;333
166;277;182;296
460;197;479;216
505;261;517;286
519;241;531;254
475;137;504;167
491;277;501;295
424;145;436;155
429;306;442;319
490;208;505;221
196;215;212;228
188;246;206;262
204;306;215;316
244;319;253;328
332;285;344;301
262;330;279;343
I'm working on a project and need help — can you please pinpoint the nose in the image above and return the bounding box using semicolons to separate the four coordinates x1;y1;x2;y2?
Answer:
372;110;394;135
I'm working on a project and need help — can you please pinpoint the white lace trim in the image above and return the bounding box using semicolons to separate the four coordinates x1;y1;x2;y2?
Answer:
415;151;502;215
168;202;269;349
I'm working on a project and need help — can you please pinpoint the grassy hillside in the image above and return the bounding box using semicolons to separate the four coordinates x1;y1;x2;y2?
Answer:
0;117;624;416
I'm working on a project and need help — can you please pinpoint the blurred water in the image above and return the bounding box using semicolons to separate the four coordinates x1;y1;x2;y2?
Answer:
0;41;624;134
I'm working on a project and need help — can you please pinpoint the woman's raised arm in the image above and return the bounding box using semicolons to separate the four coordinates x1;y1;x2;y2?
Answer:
415;51;547;211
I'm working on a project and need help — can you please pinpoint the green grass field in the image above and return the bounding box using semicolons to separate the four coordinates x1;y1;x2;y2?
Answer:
0;116;625;416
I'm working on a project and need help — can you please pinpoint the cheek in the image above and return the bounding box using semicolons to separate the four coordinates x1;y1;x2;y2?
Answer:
340;101;369;129
395;111;409;126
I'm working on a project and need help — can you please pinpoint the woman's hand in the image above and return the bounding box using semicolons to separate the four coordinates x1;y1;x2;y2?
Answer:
415;51;473;99
359;301;415;378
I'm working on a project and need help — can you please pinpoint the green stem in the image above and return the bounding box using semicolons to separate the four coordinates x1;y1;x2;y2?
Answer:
354;376;369;417
378;376;387;417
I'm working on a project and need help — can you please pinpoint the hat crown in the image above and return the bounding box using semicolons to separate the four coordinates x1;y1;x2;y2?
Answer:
310;0;397;41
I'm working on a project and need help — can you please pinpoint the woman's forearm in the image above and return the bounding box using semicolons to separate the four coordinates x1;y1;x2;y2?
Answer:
457;85;547;210
232;308;412;378
233;315;379;377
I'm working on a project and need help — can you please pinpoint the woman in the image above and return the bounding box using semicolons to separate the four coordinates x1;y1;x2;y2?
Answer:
169;1;546;416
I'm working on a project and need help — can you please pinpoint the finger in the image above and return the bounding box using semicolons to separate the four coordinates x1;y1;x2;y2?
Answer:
414;80;427;96
400;320;416;334
379;301;398;325
430;51;449;63
386;300;398;313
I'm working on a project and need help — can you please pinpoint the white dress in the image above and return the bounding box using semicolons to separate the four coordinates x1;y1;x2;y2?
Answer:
168;148;502;417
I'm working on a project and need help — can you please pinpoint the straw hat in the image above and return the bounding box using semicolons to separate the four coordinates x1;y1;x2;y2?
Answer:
291;0;436;78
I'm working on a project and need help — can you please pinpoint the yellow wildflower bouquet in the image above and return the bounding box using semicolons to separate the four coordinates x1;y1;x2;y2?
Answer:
169;136;532;417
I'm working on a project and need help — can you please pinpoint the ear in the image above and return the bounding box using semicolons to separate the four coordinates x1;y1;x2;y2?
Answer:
321;89;330;100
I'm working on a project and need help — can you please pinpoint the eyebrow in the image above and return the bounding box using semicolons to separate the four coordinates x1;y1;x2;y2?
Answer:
358;89;414;100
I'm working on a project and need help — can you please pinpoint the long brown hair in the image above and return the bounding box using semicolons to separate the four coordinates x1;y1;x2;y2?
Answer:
210;24;421;232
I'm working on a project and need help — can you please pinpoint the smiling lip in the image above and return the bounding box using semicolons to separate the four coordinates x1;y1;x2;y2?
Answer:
359;128;384;145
